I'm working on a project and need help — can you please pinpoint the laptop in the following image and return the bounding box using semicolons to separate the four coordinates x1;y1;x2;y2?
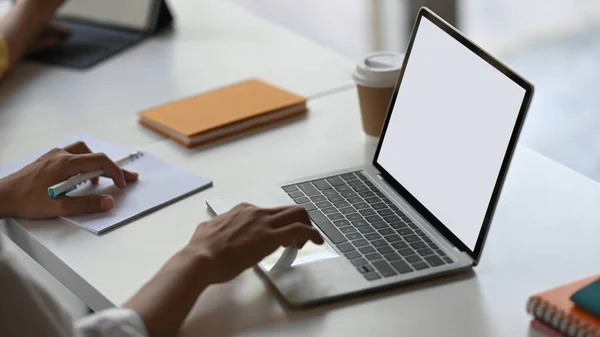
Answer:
25;0;172;69
207;7;534;308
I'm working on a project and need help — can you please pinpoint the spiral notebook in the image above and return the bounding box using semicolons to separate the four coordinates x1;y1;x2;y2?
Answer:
0;135;212;234
526;275;600;337
530;318;563;337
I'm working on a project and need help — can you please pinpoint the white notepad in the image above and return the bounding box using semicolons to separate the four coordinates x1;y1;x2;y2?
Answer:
0;135;212;234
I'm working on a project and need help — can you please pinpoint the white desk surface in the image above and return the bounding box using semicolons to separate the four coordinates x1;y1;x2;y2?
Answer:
0;0;353;163
3;88;600;337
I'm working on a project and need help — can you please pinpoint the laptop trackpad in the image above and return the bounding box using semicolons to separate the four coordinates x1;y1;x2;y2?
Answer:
206;188;341;270
261;242;339;271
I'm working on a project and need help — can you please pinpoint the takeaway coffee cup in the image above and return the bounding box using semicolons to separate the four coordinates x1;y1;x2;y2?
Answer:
353;51;404;137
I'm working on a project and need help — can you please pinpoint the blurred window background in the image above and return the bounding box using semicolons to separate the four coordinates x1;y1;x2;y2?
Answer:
233;0;600;183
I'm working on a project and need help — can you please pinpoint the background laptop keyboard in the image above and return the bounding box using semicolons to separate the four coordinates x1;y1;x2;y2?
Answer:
282;171;453;281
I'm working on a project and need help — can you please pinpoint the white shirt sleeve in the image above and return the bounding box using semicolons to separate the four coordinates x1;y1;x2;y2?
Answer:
76;308;147;337
0;237;148;337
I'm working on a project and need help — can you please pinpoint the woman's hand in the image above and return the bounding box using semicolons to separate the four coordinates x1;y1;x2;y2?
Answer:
124;203;323;337
0;141;138;219
186;203;324;284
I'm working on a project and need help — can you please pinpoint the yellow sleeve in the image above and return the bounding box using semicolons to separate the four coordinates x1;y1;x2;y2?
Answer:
0;35;10;77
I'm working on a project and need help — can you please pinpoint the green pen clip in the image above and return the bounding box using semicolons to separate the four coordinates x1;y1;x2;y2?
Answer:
48;185;77;199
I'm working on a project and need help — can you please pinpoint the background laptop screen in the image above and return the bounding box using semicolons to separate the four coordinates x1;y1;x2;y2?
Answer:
58;0;154;31
376;16;526;251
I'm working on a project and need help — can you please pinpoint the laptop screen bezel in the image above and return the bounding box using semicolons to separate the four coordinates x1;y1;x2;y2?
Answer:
372;7;534;265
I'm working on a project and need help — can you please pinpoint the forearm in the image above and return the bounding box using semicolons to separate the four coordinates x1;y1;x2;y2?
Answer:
123;247;213;337
0;0;56;66
0;177;15;218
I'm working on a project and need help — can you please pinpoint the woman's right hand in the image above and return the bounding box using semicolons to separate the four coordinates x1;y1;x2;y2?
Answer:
184;203;324;284
123;203;323;337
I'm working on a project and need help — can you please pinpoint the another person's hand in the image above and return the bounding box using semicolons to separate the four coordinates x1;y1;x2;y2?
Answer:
184;203;324;284
18;0;70;53
27;21;71;54
0;141;138;219
0;0;68;69
16;0;66;23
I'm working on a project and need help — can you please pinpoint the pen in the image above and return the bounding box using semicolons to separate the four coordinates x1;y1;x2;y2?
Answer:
48;151;143;199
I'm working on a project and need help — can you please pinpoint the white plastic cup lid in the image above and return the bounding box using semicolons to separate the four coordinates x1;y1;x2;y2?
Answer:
353;51;404;88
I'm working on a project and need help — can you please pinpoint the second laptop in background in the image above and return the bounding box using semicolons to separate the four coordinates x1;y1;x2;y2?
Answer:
138;79;308;148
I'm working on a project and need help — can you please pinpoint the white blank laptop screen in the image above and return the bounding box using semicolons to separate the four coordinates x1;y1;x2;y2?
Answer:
377;17;526;251
58;0;154;31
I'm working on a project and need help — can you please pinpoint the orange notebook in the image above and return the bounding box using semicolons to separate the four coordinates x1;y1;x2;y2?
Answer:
139;79;307;147
527;275;600;337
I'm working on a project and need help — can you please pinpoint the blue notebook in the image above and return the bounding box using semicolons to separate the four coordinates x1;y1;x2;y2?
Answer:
0;135;212;234
571;277;600;319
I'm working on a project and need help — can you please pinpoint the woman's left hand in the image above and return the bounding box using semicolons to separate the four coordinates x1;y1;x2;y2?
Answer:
0;141;139;219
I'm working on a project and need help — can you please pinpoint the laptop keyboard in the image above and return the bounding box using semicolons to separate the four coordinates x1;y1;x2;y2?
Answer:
282;171;453;281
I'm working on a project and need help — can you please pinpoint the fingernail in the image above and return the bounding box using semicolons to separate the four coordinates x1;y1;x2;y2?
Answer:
100;196;114;211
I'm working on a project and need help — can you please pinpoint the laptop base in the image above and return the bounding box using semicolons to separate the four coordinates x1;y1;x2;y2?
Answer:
206;167;473;308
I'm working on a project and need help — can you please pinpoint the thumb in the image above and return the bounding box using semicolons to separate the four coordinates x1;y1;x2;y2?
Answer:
59;195;115;216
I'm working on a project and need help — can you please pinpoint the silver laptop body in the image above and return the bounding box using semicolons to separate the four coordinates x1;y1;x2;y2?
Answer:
207;8;533;308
